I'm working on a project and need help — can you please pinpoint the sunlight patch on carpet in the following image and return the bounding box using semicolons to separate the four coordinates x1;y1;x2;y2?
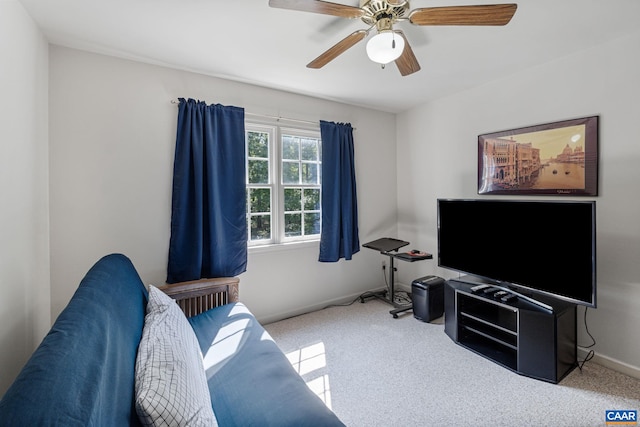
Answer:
285;342;332;409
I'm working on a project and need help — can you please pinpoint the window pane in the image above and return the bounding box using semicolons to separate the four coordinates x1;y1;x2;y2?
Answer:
282;135;299;160
248;131;268;158
304;213;321;235
282;161;299;184
285;213;302;237
284;188;301;211
301;163;318;184
246;124;321;246
248;159;269;184
301;139;318;161
251;215;271;240
304;189;320;211
249;188;270;213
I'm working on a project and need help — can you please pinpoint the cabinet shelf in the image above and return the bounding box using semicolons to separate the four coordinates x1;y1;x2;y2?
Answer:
460;312;517;337
444;277;577;384
461;324;518;350
458;334;518;370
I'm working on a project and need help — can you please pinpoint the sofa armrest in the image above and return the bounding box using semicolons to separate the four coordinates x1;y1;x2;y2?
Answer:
158;277;239;317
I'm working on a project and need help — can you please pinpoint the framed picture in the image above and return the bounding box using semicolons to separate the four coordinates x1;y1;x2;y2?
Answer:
478;116;599;196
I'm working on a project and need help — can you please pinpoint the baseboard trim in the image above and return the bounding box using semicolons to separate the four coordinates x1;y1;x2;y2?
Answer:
260;287;388;325
578;347;640;380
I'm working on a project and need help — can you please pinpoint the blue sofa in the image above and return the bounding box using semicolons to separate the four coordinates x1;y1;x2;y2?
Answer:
0;254;345;426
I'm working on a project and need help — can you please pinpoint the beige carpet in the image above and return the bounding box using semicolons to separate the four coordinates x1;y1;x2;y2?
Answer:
264;298;640;427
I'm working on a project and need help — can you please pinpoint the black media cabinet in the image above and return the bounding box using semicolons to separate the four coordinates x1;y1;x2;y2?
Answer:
444;277;577;384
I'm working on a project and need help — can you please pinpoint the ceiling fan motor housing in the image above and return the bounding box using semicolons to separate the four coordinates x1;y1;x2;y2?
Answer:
360;0;410;27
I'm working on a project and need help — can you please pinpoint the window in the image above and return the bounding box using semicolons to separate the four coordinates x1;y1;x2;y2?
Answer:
246;124;322;246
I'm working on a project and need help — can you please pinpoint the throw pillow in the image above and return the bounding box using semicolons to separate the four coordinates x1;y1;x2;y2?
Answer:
134;285;217;427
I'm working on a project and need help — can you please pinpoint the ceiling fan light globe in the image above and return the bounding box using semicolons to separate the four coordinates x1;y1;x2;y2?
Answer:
366;31;405;64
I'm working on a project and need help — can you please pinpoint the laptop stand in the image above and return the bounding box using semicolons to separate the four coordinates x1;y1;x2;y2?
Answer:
361;238;432;318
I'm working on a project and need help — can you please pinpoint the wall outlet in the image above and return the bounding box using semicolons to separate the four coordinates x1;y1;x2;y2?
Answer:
381;260;386;270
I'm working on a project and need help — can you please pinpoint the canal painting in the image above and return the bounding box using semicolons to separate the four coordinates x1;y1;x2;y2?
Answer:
478;116;598;196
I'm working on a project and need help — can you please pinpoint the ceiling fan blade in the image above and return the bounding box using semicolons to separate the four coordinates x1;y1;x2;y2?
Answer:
269;0;365;19
307;29;368;69
409;4;517;26
395;31;421;76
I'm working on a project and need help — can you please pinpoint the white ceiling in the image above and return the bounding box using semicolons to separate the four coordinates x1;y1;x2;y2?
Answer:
18;0;640;113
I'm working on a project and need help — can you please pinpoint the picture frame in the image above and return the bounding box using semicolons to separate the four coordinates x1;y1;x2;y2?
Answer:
478;116;599;196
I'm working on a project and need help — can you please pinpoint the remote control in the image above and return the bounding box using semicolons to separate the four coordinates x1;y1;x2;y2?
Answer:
471;284;490;293
501;294;518;303
493;291;508;299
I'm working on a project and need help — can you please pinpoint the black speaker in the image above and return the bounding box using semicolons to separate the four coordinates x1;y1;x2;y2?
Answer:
411;276;445;322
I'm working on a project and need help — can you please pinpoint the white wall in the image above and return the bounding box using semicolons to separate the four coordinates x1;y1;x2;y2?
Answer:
396;30;640;375
0;1;50;396
48;46;398;324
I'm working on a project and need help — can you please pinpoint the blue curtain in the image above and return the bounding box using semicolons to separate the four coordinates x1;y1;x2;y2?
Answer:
319;120;360;262
167;98;247;283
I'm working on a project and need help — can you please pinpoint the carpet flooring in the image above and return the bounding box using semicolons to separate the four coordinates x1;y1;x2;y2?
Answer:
264;298;640;427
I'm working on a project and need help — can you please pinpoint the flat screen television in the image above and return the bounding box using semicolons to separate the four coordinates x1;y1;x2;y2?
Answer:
437;199;596;308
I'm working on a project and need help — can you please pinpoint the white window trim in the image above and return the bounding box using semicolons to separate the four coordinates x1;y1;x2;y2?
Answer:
246;122;322;248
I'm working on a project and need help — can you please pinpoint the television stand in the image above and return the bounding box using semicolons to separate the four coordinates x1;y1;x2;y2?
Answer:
445;277;577;383
453;277;554;312
361;238;433;318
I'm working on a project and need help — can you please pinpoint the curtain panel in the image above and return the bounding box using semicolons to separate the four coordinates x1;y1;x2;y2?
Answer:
319;120;360;262
167;98;247;283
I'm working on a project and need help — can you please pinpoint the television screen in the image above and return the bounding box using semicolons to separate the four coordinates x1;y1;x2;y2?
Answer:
437;199;596;307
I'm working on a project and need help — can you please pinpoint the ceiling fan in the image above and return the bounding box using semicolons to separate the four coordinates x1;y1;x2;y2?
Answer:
268;0;517;76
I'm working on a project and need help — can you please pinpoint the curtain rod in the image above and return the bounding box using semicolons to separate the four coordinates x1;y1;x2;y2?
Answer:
170;99;355;129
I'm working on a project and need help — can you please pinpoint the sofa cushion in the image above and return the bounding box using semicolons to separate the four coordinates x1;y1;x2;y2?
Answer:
0;254;148;427
134;285;217;427
189;302;346;427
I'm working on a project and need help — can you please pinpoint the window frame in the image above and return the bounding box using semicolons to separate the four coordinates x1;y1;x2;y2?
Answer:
245;122;322;248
